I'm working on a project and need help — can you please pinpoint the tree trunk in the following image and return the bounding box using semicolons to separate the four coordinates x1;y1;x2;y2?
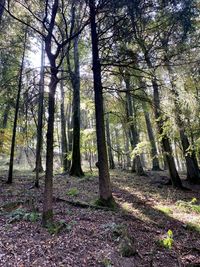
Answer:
35;39;45;187
42;69;58;225
7;29;27;184
143;105;161;171
124;76;145;176
105;113;115;169
166;61;200;184
69;36;84;177
60;66;70;173
89;0;113;206
151;77;182;188
0;104;10;152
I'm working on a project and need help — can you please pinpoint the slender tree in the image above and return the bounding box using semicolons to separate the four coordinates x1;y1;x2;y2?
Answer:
7;27;27;184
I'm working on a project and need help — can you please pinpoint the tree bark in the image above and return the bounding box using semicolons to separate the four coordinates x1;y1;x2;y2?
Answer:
0;104;10;152
143;105;161;171
7;28;27;184
105;113;115;169
42;69;58;225
124;76;145;176
35;39;45;187
166;61;200;184
60;66;70;172
151;77;182;188
69;36;84;177
89;0;113;205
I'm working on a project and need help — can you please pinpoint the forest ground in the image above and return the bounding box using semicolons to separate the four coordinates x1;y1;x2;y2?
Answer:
0;165;200;267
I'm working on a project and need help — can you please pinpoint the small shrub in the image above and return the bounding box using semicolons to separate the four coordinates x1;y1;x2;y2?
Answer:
158;229;173;249
66;188;79;197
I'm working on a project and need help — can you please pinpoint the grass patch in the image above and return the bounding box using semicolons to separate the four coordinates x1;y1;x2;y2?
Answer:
66;187;79;197
176;199;200;214
156;205;173;215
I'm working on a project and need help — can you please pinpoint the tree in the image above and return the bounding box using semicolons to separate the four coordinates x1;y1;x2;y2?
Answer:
89;0;114;206
7;27;28;184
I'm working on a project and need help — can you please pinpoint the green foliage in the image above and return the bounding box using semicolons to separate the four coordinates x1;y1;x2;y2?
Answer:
157;206;173;215
66;187;79;197
46;220;75;235
7;208;40;223
176;199;200;214
158;230;174;249
130;141;150;158
101;258;113;267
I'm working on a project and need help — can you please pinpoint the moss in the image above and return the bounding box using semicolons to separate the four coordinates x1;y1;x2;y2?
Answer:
95;196;117;210
66;187;79;197
156;206;173;215
42;210;53;227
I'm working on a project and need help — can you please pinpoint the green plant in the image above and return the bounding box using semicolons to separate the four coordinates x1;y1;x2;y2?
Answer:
190;198;197;204
66;187;79;197
158;229;174;249
176;199;200;214
156;206;173;215
23;211;40;222
7;208;40;223
46;220;74;235
101;258;113;267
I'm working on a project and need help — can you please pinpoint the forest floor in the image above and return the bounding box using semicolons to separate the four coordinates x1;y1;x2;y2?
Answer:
0;166;200;267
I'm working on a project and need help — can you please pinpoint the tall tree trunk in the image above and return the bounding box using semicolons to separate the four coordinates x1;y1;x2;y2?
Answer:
7;29;27;184
143;104;161;171
0;104;10;152
105;113;115;169
35;39;45;188
151;77;182;188
124;76;145;176
89;0;113;206
127;3;182;187
60;66;70;172
143;52;182;187
69;36;84;177
42;69;58;225
166;61;200;184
